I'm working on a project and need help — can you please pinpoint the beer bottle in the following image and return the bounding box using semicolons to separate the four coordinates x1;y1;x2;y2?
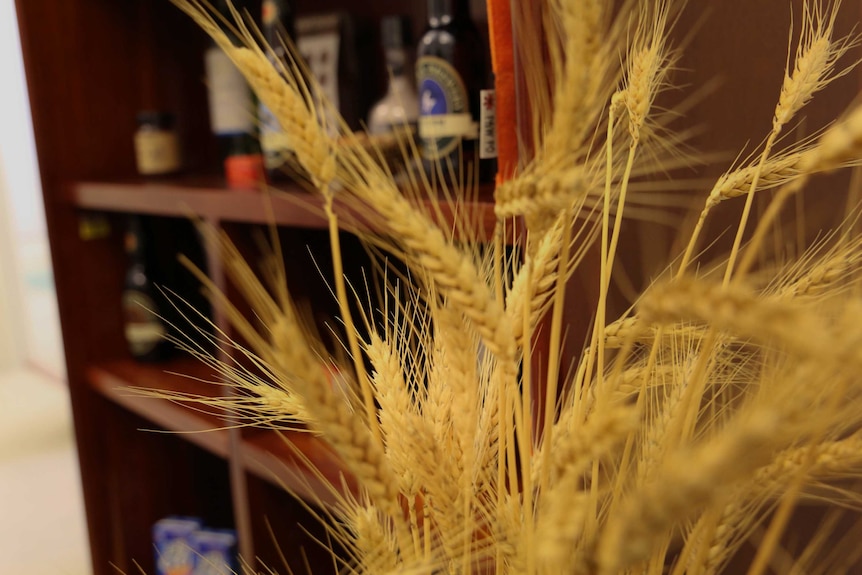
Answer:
121;215;172;362
416;0;496;185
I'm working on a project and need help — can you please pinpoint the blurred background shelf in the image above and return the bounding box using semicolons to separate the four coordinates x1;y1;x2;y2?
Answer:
87;356;357;507
241;428;358;507
86;358;230;458
70;177;502;240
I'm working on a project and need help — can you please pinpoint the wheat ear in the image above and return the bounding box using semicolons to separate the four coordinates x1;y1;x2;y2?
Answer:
534;485;591;573
228;45;336;188
346;504;400;574
533;403;639;485
779;237;862;298
597;411;780;574
494;167;590;219
353;175;518;373
774;1;858;131
366;333;419;495
169;0;337;188
588;5;674;421
706;152;805;209
542;0;612;156
724;0;857;284
687;434;862;575
801;102;862;172
638;276;862;370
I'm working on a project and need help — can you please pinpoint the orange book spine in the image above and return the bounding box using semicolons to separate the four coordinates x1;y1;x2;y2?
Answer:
485;0;518;183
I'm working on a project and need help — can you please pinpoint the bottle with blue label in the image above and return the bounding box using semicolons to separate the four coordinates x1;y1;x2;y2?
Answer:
416;0;496;185
153;516;202;575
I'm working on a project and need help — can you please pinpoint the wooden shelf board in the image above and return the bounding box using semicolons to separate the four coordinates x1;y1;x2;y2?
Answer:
86;357;232;458
241;429;359;508
87;357;358;506
70;177;330;228
69;177;505;241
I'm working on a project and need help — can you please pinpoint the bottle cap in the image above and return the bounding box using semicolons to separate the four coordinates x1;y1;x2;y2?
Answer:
136;110;175;130
225;154;266;190
381;15;411;50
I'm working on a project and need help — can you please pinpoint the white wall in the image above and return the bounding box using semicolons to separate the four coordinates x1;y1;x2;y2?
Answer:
0;155;24;371
0;0;50;372
0;0;45;239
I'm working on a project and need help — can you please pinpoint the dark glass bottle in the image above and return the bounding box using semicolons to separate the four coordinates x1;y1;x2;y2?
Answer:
205;0;265;189
259;0;298;183
122;215;172;363
416;0;496;185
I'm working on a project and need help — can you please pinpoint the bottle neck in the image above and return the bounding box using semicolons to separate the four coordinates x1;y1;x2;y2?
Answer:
125;216;146;260
428;0;471;27
384;47;409;79
262;0;295;45
387;74;415;99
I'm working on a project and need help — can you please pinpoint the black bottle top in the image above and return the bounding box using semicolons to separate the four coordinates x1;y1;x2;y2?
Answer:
427;0;471;26
124;215;147;262
381;15;412;50
262;0;295;48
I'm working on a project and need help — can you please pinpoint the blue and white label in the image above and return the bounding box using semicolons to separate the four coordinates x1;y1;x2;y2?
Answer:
417;56;477;160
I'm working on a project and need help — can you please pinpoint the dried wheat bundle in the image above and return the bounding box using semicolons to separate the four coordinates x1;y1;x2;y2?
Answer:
134;0;862;573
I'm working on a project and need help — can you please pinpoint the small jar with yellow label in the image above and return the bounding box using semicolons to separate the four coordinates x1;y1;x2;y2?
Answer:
134;111;182;176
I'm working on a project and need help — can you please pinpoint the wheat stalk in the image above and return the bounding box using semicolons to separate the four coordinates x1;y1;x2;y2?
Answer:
147;2;862;574
686;434;862;574
597;410;780;574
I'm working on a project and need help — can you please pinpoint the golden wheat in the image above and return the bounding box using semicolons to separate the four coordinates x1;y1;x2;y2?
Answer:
142;1;862;574
598;410;780;574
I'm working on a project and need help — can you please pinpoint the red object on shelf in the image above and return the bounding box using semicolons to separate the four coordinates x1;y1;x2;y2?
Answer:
224;154;266;190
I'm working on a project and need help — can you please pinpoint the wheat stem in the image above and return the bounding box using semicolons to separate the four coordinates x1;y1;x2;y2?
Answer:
323;194;379;445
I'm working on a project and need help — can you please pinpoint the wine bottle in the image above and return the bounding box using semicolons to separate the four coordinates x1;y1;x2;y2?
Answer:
259;0;298;182
416;0;496;185
122;215;172;363
204;0;265;189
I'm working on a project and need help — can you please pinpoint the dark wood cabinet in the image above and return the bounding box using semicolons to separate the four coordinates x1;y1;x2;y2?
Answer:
12;1;493;573
14;0;862;574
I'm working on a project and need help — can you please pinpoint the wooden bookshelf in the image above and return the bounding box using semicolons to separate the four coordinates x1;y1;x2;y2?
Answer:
70;177;503;241
20;0;857;573
86;356;357;507
87;358;231;458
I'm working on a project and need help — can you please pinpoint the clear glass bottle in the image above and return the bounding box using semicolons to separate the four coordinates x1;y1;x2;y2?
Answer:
368;15;420;137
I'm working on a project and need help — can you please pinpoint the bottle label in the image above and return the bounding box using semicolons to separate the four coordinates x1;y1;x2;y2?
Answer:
479;89;498;160
123;291;166;357
134;130;181;175
155;538;194;575
417;56;477;160
204;48;254;135
296;27;341;137
259;102;294;169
